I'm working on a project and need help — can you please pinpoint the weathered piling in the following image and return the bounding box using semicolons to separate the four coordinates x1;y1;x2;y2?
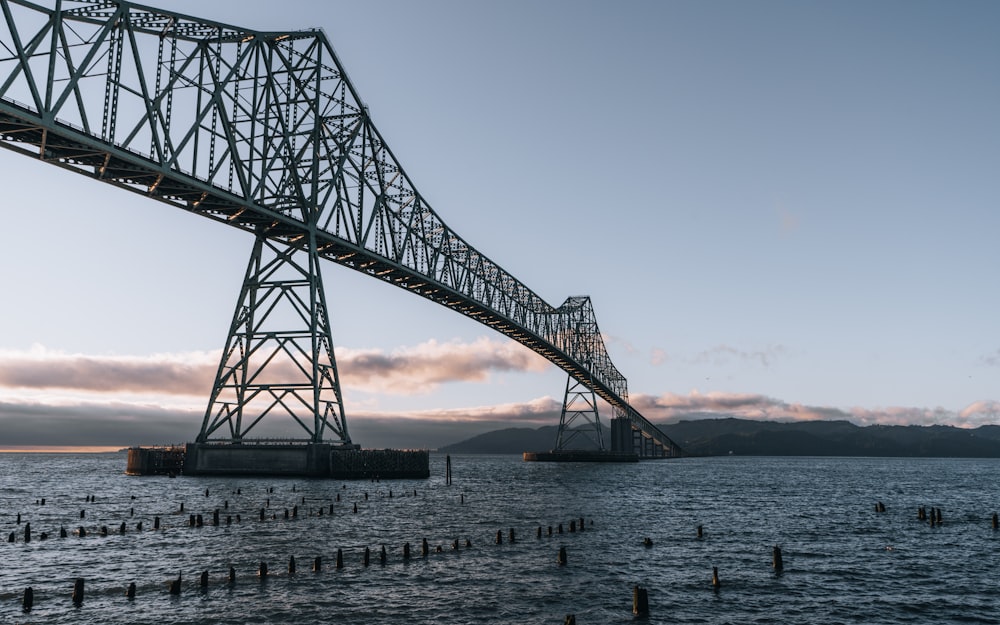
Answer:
422;537;429;557
200;571;208;588
557;546;568;566
643;537;653;548
154;516;161;530
495;530;503;545
168;573;181;595
337;548;344;569
712;567;721;589
24;522;30;543
229;566;236;583
72;577;85;605
697;525;703;539
446;454;452;485
289;556;296;575
259;562;268;579
509;528;516;543
23;586;33;612
403;543;411;560
363;547;370;567
633;585;650;617
380;544;387;565
564;615;576;625
772;546;784;572
126;582;136;599
313;556;322;572
993;512;998;530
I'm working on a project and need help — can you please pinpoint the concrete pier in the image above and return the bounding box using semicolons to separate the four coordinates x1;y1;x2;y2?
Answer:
126;443;429;479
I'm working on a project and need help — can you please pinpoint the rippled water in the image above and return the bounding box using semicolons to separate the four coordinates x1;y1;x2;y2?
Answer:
1;453;999;624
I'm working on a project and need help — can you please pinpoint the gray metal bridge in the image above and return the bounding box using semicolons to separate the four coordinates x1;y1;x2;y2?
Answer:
0;0;681;458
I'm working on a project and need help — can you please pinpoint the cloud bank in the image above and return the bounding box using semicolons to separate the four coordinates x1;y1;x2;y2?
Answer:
0;342;997;449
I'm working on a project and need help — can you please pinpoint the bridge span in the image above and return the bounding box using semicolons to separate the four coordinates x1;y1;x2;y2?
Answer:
0;0;681;461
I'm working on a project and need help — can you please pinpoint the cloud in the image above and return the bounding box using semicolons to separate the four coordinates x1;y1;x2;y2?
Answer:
650;348;668;366
338;337;549;394
689;344;787;368
0;346;217;395
630;391;1000;429
982;349;1000;367
0;395;562;450
0;338;550;397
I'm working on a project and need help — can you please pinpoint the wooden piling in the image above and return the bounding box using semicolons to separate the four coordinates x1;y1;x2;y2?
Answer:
200;571;208;588
403;543;411;560
712;566;721;589
363;547;370;567
229;566;236;583
992;512;998;530
72;577;85;605
154;516;160;530
446;454;452;485
337;548;344;569
772;546;784;572
643;537;653;548
126;582;136;599
633;585;649;617
557;546;567;566
495;530;503;545
24;522;30;543
380;544;387;565
564;615;576;625
259;562;268;578
314;556;322;572
697;525;703;539
509;528;516;543
422;537;429;557
23;586;33;612
289;555;296;575
169;573;181;595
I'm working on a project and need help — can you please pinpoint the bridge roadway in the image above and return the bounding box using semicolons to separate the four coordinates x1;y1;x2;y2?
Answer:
0;1;681;457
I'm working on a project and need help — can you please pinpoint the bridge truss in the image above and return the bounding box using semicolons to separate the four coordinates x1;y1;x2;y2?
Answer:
0;0;681;456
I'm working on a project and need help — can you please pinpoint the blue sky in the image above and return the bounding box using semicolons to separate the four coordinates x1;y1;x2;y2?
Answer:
0;0;997;449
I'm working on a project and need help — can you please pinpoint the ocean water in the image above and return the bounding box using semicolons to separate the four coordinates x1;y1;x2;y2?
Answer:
1;453;999;624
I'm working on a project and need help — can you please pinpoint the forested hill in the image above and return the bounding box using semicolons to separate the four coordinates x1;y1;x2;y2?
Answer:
437;418;1000;458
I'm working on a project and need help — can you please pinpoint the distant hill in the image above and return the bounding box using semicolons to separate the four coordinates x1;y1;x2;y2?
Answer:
438;418;1000;458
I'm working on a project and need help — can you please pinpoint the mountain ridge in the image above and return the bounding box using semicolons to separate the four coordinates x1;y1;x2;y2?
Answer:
437;418;1000;457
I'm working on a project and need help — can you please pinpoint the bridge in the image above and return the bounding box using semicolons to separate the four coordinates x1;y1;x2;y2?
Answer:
0;0;682;466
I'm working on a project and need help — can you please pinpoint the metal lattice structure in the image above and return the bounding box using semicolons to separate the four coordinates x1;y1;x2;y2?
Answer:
0;0;681;456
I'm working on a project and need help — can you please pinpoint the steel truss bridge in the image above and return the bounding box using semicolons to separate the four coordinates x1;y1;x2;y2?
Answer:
0;0;681;458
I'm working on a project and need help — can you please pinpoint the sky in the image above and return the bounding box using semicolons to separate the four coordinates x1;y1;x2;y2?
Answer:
0;0;998;450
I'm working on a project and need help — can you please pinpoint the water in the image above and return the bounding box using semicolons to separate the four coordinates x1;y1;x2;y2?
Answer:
1;453;999;624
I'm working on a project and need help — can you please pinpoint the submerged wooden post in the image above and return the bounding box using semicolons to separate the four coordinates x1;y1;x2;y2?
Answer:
72;577;85;605
633;585;649;617
992;512;998;530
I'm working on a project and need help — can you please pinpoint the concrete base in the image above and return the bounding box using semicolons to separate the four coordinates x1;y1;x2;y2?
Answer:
126;443;429;479
523;450;639;463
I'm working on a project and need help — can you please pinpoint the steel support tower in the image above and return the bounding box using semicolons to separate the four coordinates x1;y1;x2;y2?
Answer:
0;0;682;457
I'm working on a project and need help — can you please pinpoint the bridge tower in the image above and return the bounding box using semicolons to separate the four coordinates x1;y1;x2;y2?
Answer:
197;231;353;446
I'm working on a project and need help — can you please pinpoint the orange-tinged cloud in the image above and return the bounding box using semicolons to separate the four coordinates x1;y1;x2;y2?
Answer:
0;338;550;396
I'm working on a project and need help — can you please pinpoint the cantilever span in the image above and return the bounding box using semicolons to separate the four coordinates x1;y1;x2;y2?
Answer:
0;0;681;457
